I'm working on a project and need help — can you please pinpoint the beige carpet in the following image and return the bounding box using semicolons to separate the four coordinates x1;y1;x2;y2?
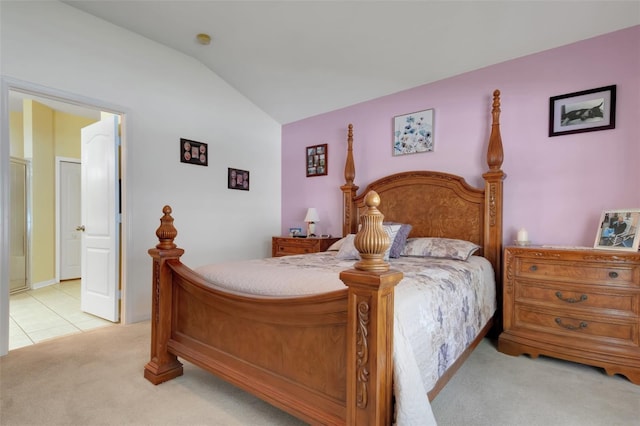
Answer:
1;322;638;425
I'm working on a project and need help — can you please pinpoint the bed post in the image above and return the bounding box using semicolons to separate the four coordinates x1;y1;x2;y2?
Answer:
341;124;359;236
144;205;184;385
482;90;506;332
340;191;403;425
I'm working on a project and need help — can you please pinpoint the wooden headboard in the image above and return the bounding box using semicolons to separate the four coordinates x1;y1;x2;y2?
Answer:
341;90;506;288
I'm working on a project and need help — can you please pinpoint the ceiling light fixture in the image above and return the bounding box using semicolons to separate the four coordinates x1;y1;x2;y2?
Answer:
196;33;211;45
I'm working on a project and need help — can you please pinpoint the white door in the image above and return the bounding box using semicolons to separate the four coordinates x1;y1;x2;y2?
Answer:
80;116;120;322
60;161;81;280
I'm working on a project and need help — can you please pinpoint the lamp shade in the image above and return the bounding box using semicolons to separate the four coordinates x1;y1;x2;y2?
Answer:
304;208;319;223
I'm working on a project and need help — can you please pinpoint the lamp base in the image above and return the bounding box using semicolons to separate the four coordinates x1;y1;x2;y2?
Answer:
307;222;316;238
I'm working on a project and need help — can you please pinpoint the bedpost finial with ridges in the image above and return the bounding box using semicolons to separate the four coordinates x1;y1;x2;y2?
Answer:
156;205;178;249
354;191;390;272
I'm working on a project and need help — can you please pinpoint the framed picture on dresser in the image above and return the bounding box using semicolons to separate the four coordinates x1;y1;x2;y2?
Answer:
594;209;640;251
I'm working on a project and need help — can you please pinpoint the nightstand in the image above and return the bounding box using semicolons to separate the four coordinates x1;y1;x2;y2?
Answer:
499;246;640;384
272;236;340;257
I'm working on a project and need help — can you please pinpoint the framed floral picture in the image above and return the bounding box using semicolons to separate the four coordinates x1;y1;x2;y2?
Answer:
593;208;640;251
393;108;434;156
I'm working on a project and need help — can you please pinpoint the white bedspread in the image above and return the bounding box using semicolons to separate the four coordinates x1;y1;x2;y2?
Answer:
195;252;496;425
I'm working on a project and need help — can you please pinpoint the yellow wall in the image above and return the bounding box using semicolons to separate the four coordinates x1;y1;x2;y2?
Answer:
9;111;24;158
25;100;56;284
12;100;98;286
54;111;94;159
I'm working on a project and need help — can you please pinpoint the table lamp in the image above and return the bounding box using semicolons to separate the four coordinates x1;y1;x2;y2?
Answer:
304;208;319;237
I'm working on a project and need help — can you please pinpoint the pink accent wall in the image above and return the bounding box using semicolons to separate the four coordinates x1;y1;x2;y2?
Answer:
282;26;640;247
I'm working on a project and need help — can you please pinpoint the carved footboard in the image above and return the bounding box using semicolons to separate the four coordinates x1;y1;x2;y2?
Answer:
145;195;403;425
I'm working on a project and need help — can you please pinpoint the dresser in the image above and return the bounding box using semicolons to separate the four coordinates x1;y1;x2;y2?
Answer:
499;246;640;384
272;236;340;257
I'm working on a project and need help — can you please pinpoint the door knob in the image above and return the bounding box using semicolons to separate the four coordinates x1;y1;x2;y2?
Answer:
76;225;85;232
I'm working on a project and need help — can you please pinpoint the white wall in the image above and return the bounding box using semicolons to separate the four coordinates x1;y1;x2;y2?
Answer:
0;1;281;351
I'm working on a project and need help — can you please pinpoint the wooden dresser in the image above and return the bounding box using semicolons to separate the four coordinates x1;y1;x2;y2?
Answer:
272;236;340;257
499;246;640;384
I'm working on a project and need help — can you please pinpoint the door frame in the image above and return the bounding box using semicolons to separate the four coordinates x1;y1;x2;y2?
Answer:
55;157;81;283
0;77;130;355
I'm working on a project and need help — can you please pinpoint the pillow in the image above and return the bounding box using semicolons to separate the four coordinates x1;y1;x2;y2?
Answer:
327;236;347;251
336;225;402;261
400;237;479;261
336;234;360;260
384;222;412;258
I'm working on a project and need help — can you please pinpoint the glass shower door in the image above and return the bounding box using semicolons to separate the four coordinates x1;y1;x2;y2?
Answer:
10;158;29;293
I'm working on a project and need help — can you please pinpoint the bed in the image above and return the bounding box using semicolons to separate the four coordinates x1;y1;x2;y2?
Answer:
144;90;506;425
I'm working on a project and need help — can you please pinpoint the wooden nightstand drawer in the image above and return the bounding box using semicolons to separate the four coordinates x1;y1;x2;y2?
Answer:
514;305;638;346
515;258;638;288
515;281;637;317
272;236;340;257
274;241;316;255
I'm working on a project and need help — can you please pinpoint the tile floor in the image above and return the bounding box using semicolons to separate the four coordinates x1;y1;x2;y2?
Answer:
9;279;114;350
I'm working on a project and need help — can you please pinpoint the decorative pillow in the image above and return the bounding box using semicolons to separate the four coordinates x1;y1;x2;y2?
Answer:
383;224;402;260
327;236;347;251
336;234;360;260
400;237;480;261
335;224;402;261
384;222;412;258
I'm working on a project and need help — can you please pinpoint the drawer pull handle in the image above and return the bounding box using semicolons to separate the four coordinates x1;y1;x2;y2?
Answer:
555;318;588;331
555;292;588;303
529;265;538;272
608;271;618;279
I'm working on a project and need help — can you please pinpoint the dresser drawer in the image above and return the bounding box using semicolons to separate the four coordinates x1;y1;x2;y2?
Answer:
514;305;638;346
515;281;638;317
515;258;638;288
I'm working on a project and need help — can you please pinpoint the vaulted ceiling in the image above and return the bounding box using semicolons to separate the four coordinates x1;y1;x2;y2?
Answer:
45;1;640;124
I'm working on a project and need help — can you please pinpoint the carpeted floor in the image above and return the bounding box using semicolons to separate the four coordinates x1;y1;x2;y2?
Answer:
1;321;638;425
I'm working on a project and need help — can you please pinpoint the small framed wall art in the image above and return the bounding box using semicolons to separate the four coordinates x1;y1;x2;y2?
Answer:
180;138;208;166
593;208;640;251
549;85;616;137
306;143;327;177
393;108;434;156
228;168;250;191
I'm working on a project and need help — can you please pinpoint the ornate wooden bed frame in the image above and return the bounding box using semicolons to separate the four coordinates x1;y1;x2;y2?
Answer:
144;90;505;425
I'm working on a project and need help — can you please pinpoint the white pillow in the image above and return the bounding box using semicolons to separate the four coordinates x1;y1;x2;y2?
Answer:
327;236;347;251
400;237;479;261
336;234;360;260
336;224;401;261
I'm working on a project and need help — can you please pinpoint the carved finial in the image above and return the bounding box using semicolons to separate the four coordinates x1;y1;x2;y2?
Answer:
344;124;355;185
354;191;390;272
156;205;177;249
487;89;504;171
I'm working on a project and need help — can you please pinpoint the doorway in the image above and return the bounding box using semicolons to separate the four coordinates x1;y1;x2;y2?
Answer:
58;159;81;281
1;81;126;354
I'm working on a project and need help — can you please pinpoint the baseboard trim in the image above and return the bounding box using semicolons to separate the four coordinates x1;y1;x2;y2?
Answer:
31;279;57;290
